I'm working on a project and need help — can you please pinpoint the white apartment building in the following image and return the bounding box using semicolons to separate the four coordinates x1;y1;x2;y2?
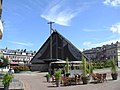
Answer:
0;48;36;66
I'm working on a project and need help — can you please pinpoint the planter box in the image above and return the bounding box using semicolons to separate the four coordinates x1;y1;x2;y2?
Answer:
111;73;118;80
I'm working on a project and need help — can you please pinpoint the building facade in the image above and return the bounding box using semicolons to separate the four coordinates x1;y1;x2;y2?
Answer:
83;41;120;67
30;31;88;71
0;48;36;66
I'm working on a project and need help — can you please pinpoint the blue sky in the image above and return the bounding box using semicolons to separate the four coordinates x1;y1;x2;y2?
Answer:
0;0;120;51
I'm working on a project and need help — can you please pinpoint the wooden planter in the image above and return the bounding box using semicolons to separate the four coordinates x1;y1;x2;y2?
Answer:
82;77;88;84
47;77;50;82
56;80;60;87
111;73;118;80
4;84;9;90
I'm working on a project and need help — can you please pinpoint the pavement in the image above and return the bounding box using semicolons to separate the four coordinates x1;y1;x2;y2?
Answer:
13;69;120;90
9;79;24;90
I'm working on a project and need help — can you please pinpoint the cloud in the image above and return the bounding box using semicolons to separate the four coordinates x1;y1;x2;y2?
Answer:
83;39;120;48
8;41;33;47
79;48;84;52
103;0;120;7
83;41;92;46
83;28;108;32
110;23;120;34
40;0;88;26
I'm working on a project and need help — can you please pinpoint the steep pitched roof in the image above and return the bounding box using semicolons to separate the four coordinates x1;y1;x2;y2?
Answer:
30;31;87;64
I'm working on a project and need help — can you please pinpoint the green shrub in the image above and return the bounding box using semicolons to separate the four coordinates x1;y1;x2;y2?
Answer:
89;62;94;74
82;55;87;77
54;69;61;80
13;65;30;73
110;59;117;74
45;73;50;77
13;67;20;73
2;73;13;86
92;60;113;69
104;60;111;68
65;57;70;74
22;65;30;71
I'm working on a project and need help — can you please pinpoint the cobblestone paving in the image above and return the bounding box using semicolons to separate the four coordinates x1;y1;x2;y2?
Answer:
9;79;24;90
14;70;120;90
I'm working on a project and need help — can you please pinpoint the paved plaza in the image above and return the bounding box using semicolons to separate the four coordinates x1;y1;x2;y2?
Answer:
13;69;120;90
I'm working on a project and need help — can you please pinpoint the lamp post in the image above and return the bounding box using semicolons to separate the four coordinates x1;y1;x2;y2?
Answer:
48;21;55;59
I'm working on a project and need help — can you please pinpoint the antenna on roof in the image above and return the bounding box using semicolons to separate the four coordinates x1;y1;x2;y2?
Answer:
48;21;55;59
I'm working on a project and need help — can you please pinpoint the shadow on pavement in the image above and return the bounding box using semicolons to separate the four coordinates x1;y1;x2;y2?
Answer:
48;85;57;88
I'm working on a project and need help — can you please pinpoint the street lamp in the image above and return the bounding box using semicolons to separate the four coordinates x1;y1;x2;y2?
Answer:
48;21;55;59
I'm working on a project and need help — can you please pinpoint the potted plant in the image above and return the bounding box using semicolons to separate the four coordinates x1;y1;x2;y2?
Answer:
89;62;94;75
110;58;118;80
2;73;13;90
54;69;61;87
45;72;50;82
81;55;89;84
65;57;70;77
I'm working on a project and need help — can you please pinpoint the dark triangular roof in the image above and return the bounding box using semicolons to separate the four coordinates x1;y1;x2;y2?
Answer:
30;31;88;64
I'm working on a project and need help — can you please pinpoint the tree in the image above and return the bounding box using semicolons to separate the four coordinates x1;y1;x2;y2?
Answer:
65;57;70;74
81;55;88;84
0;57;8;67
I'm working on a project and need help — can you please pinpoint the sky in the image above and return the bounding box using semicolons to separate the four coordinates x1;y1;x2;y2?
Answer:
0;0;120;51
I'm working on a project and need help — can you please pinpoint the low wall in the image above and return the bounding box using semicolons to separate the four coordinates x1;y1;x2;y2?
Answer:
0;68;9;73
30;64;49;72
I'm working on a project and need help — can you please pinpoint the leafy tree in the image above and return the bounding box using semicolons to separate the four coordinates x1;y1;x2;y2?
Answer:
82;55;87;77
110;58;117;74
89;62;94;74
65;57;70;73
0;57;8;67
